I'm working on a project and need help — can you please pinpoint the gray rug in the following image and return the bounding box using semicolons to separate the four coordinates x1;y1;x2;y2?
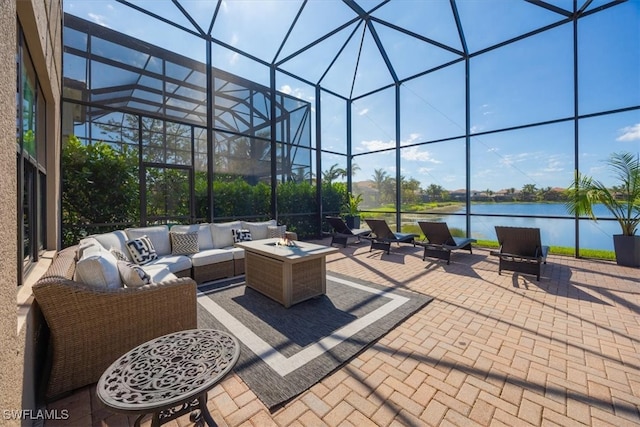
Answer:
196;272;432;410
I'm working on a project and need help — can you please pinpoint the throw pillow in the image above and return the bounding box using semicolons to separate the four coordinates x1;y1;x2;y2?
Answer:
126;235;158;265
232;228;252;243
117;261;152;288
267;225;287;239
170;231;199;255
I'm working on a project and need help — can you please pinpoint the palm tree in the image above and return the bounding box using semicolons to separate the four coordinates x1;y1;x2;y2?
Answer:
322;163;343;184
372;168;388;203
521;184;538;202
566;152;640;267
565;152;640;236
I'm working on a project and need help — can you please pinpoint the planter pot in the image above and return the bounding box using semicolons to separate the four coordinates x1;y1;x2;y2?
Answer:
345;215;360;230
613;234;640;268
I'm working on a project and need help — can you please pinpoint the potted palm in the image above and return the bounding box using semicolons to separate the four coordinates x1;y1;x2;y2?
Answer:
565;151;640;267
343;192;363;229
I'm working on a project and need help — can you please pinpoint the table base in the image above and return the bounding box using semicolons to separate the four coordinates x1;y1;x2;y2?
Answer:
135;393;216;427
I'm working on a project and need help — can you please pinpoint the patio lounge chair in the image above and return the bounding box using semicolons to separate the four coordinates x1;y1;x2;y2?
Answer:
364;218;418;254
325;216;371;247
416;221;477;264
491;226;549;281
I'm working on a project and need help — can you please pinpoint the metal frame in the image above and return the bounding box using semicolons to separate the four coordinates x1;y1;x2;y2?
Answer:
60;0;639;251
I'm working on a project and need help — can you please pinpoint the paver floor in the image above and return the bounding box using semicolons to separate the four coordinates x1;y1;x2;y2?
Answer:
45;239;640;426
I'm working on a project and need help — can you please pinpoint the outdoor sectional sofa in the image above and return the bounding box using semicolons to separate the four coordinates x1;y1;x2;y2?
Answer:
32;219;289;401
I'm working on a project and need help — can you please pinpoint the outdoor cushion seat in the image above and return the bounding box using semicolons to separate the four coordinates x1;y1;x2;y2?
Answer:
325;216;371;247
141;254;192;274
364;218;418;254
189;248;234;267
416;221;476;264
491;226;549;281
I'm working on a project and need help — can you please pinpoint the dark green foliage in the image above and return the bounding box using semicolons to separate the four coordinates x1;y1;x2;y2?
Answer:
212;179;271;218
61;135;139;247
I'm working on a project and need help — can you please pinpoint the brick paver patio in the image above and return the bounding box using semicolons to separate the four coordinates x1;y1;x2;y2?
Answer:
45;238;640;426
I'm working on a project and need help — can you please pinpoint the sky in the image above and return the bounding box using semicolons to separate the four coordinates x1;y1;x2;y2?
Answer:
64;0;639;192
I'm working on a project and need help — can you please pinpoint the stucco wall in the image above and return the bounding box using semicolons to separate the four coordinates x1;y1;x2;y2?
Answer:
0;0;20;423
1;0;62;424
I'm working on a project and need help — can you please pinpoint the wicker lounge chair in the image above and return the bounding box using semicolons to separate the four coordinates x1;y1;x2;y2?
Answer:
491;226;549;281
325;216;371;247
32;246;198;401
364;218;418;254
416;221;476;264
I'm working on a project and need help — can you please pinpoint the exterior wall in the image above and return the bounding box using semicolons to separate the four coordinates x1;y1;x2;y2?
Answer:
1;0;62;424
0;0;19;422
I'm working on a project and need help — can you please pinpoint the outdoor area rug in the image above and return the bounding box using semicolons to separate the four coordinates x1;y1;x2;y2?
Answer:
196;271;433;410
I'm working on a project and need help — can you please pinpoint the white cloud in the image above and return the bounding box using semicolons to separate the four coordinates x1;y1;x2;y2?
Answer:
358;108;369;116
279;85;314;102
405;133;421;144
542;155;565;173
616;123;640;141
401;146;441;163
360;139;394;151
359;138;441;163
499;152;532;166
88;13;109;27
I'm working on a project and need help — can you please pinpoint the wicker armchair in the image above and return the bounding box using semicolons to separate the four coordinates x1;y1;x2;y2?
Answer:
32;246;198;401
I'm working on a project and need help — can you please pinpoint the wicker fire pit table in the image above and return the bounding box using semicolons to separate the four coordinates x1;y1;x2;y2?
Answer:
235;238;339;308
97;329;239;427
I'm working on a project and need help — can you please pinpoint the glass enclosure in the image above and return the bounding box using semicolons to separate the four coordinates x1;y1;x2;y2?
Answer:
61;0;640;254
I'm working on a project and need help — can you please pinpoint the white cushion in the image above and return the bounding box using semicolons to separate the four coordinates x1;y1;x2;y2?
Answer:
190;249;234;267
241;220;277;240
170;224;214;250
225;246;245;260
210;221;241;249
76;238;101;259
117;261;152;288
91;230;130;257
148;268;178;283
125;225;171;256
141;255;192;274
74;247;122;289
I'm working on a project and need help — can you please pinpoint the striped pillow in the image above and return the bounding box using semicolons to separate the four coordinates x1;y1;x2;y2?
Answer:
170;232;200;255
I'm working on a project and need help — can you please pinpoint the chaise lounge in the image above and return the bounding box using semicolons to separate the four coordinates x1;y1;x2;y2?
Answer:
416;221;476;264
325;216;371;247
364;218;418;254
491;226;549;281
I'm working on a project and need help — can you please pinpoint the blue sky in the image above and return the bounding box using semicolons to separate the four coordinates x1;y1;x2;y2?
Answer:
65;0;639;192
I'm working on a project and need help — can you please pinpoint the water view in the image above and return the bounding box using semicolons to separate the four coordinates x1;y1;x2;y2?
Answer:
421;203;620;252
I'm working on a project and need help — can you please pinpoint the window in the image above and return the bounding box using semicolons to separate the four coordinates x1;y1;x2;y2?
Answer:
17;25;47;284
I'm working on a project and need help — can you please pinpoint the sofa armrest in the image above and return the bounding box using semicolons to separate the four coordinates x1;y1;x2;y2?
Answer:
33;276;198;401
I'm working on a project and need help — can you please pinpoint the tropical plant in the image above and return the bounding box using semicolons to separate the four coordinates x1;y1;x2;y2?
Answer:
343;192;363;216
565;151;640;236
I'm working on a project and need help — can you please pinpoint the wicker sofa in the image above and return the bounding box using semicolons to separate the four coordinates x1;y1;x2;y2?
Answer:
32;246;198;401
75;220;289;286
32;219;291;400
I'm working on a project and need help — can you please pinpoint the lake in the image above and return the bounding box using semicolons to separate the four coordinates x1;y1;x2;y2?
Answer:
416;203;621;252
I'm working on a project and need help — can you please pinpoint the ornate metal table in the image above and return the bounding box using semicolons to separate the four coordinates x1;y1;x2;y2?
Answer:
97;329;240;427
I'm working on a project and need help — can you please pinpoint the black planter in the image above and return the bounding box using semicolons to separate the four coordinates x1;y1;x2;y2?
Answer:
345;215;360;230
613;234;640;268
